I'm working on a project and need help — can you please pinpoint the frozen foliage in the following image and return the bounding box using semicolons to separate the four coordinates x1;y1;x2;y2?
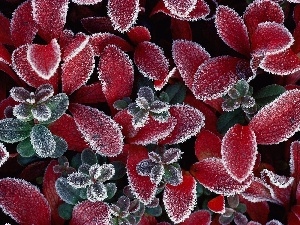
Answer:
261;169;294;189
127;26;151;45
163;0;197;17
67;172;91;188
179;210;211;225
207;195;225;214
0;118;31;143
0;142;8;167
62;33;89;62
72;0;103;5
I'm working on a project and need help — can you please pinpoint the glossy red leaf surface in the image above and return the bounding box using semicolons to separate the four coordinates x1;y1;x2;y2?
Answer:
249;89;300;145
98;45;134;112
48;114;89;152
163;0;197;17
290;141;300;184
69;201;111;225
179;210;211;225
0;178;51;225
221;124;257;182
191;158;253;195
172;40;210;89
126;144;157;204
215;5;250;56
107;0;139;32
159;104;205;145
127;26;151;45
10;1;37;47
207;195;225;214
193;56;240;100
0;13;11;45
289;206;300;225
70;82;106;104
0;143;9;167
163;173;197;223
69;104;123;156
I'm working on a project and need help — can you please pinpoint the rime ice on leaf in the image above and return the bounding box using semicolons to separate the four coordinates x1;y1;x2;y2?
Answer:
191;158;253;196
179;210;211;225
290;141;300;181
0;178;51;225
266;220;284;225
69;104;123;157
163;0;197;17
107;0;139;32
0;118;31;143
90;164;115;181
159;104;205;145
31;104;51;121
67;172;91;188
13;103;32;120
62;33;89;62
98;45;134;111
261;169;294;189
86;182;108;202
10;87;30;103
163;173;196;223
172;40;210;90
207;195;225;214
215;6;250;56
70;82;106;104
192;56;240;100
72;0;103;5
249;89;300;145
221;124;257;182
69;201;111;225
0;143;8;167
127;26;151;45
113;109;138;139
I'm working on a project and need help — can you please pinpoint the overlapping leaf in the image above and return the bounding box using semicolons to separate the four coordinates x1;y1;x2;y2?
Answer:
0;142;8;167
179;210;211;225
70;82;106;104
207;195;225;214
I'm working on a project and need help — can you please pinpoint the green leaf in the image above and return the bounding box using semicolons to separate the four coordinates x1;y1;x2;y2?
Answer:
165;82;187;104
105;183;117;199
41;93;69;124
159;91;169;103
81;149;98;166
113;100;129;110
48;135;68;158
0;118;32;143
145;205;162;217
234;79;249;97
17;154;40;166
58;203;74;220
217;108;245;134
55;177;83;205
30;125;56;158
17;137;35;157
253;84;285;106
110;161;126;180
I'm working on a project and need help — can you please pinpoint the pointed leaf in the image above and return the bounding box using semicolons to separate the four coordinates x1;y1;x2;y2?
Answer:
163;0;197;17
0;142;8;167
0;178;51;225
179;210;211;225
70;82;106;104
0;118;32;143
69;104;123;157
113;109;139;139
62;33;89;62
127;26;151;45
207;195;225;214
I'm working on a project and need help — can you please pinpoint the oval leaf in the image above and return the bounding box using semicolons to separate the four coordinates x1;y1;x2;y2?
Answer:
0;118;32;143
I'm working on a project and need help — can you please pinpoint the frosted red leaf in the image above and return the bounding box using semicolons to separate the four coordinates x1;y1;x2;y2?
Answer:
27;39;61;80
179;210;211;225
0;178;51;225
266;220;284;225
290;141;300;183
43;160;64;225
71;0;103;5
240;197;269;225
12;45;59;89
62;43;94;94
0;13;11;45
192;56;240;100
69;201;111;225
81;17;115;34
163;0;197;17
10;1;37;47
98;45;134;112
163;173;197;223
0;97;17;119
129;116;177;145
59;29;74;50
32;0;68;41
294;5;300;25
107;0;139;32
249;89;300;145
296;182;300;204
243;0;284;38
172;40;210;90
0;142;9;167
195;129;221;161
289;206;300;225
70;82;106;104
207;195;225;214
170;19;192;41
0;44;11;65
69;104;124;157
127;26;151;45
134;41;169;82
90;33;133;56
215;5;250;56
259;49;300;75
191;158;253;195
251;22;294;56
159;104;205;145
113;110;139;139
62;33;89;62
48;114;89;152
221;124;257;182
153;67;177;91
126;144;157;204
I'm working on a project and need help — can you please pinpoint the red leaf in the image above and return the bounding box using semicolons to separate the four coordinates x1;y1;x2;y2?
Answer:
138;215;158;225
69;104;124;157
170;19;192;41
249;89;300;145
71;0;103;5
27;39;61;80
43;160;65;225
207;195;225;214
70;82;106;104
172;40;210;90
191;158;253;195
163;172;197;223
251;22;293;56
0;178;51;225
179;210;211;225
163;0;197;17
62;33;89;62
134;41;169;86
0;13;12;45
98;45;134;113
289;206;300;225
114;109;139;139
107;0;139;32
221;124;257;182
62;43;94;94
244;0;284;38
81;17;115;34
215;5;250;56
195;129;221;161
20;161;49;182
290;141;300;184
294;5;300;25
0;97;17;119
126;144;157;204
10;1;37;47
127;26;151;45
0;44;11;65
0;143;9;167
159;104;205;145
192;56;240;100
48;114;89;152
69;201;111;225
32;0;68;41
